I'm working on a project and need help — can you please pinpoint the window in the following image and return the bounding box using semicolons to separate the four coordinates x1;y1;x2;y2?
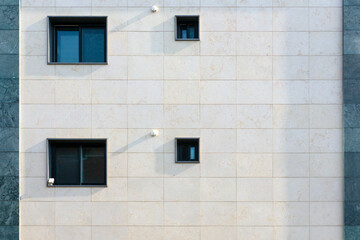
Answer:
175;16;200;41
48;16;107;64
48;139;107;186
175;138;200;163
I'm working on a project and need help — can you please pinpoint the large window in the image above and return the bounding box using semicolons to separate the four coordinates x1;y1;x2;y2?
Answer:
48;16;107;64
48;139;107;186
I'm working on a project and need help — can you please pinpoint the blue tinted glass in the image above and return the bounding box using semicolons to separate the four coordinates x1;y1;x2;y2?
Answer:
82;28;105;62
57;30;79;62
54;146;80;185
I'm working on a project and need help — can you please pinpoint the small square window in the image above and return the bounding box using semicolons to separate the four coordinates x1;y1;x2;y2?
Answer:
175;16;200;41
48;16;107;64
175;138;200;163
48;139;107;186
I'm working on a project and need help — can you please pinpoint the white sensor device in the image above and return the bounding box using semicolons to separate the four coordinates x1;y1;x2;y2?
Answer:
151;5;158;12
48;178;55;186
151;129;159;137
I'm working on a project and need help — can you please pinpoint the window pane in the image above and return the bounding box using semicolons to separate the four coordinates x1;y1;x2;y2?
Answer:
54;145;80;185
57;30;79;62
82;28;105;62
82;146;105;185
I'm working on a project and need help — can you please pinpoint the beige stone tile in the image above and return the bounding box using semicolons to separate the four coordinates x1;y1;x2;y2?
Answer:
201;105;236;128
273;105;309;129
128;178;163;201
273;32;309;56
310;153;343;177
237;105;272;128
237;202;273;226
92;178;127;201
164;32;200;56
55;65;92;80
55;105;91;129
310;202;343;225
164;178;200;201
273;56;309;80
273;81;309;104
55;129;91;138
201;227;236;240
92;129;127;153
237;81;272;104
310;178;343;201
21;32;47;56
92;202;127;225
21;153;46;177
127;129;163;153
237;154;272;177
310;56;342;80
108;32;128;56
201;153;237;177
92;226;127;240
163;129;200;153
93;8;127;32
237;129;273;153
237;56;272;80
21;226;55;240
273;178;309;201
92;105;127;129
128;105;163;128
92;56;127;80
201;32;236;56
165;56;200;80
273;154;310;177
310;81;342;104
21;0;56;7
310;0;342;6
128;0;163;6
55;80;91;104
310;129;342;153
273;8;309;31
237;178;273;201
128;32;164;56
55;227;91;240
310;8;342;31
201;56;236;80
92;80;127;104
274;202;309;226
128;202;163;225
201;8;236;31
164;0;200;6
128;153;163;177
273;129;309;153
236;32;272;56
21;105;55;129
21;177;55;201
200;81;236;104
55;188;91;202
310;105;342;129
201;129;237;153
55;202;91;225
21;8;55;32
108;152;128;177
164;105;200;128
201;0;236;6
237;227;273;240
126;8;163;31
92;0;127;6
56;0;91;6
55;7;92;15
128;56;164;80
310;227;343;240
201;202;237;225
128;227;164;240
273;0;308;6
164;227;200;240
165;202;200;226
164;81;200;104
21;80;55;104
164;153;201;177
237;8;273;31
21;129;55;153
201;178;236;201
237;0;272;6
128;81;163;104
21;56;55;80
310;32;342;56
274;227;309;240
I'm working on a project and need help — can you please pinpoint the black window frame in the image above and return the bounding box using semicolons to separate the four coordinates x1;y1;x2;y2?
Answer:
47;139;107;187
175;138;200;163
48;16;108;65
175;15;200;41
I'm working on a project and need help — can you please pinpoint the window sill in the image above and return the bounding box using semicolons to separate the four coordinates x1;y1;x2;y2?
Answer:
175;161;200;164
47;184;107;187
47;62;108;65
175;38;200;41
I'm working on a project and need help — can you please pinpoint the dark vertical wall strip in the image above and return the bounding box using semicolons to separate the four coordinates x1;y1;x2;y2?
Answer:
345;1;360;239
0;0;18;239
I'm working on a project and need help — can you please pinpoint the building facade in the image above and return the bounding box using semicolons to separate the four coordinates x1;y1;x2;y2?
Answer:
0;0;353;239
